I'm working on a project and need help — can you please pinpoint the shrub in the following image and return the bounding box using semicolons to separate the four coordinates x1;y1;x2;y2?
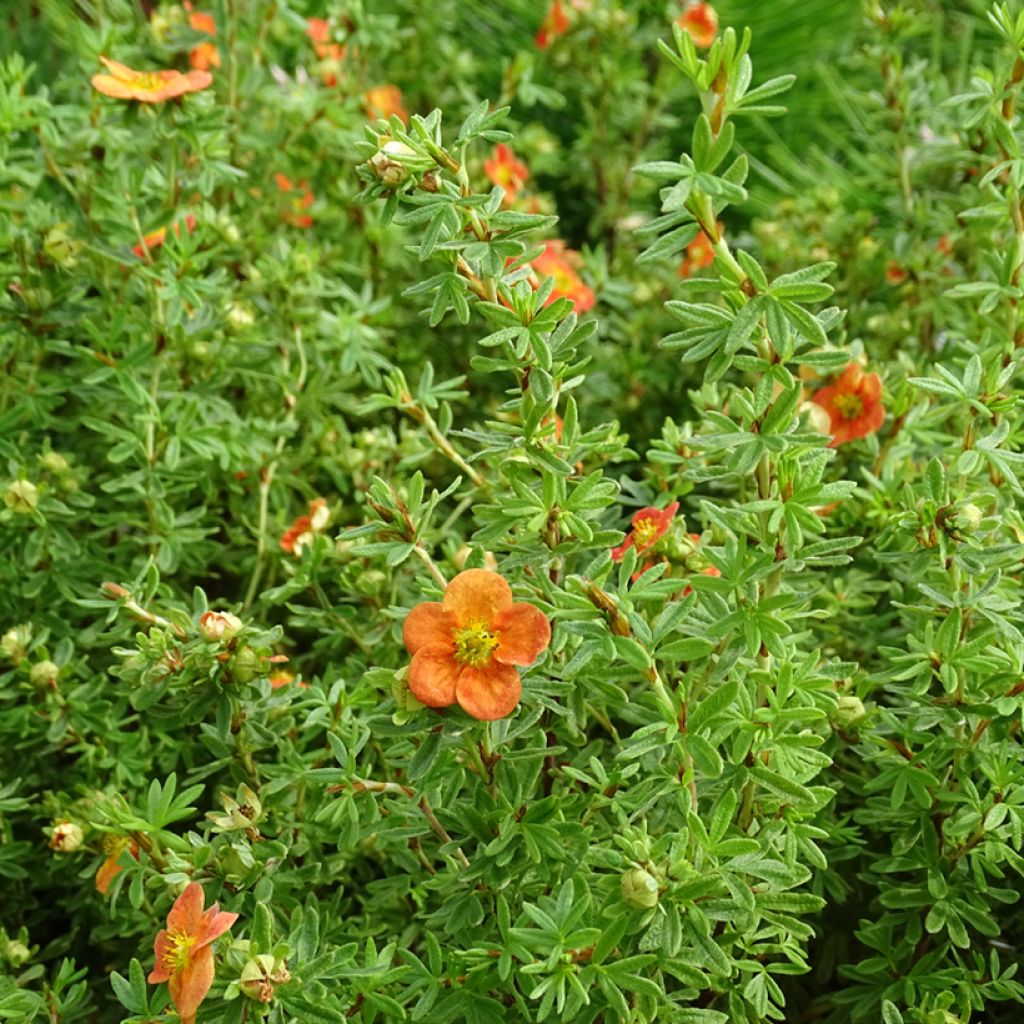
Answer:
3;2;1024;1023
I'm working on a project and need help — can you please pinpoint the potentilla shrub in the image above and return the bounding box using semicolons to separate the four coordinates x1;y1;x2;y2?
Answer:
2;1;1024;1023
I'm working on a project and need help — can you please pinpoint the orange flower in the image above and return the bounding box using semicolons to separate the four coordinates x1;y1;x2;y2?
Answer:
536;0;570;47
402;569;551;721
532;241;596;313
364;84;408;123
132;214;197;259
677;2;718;48
305;18;346;85
280;497;330;555
811;363;885;447
612;502;679;563
484;144;530;206
148;882;238;1024
91;57;212;103
95;836;139;895
678;229;716;278
269;669;308;690
183;2;220;70
274;173;315;229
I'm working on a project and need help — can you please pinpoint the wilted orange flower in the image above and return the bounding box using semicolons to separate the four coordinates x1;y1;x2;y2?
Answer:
280;497;330;555
132;214;197;259
402;569;550;721
811;363;885;447
536;0;570;47
95;836;139;895
364;84;408;123
885;260;908;285
532;241;596;313
91;57;212;103
274;174;315;229
612;501;679;563
484;144;529;206
148;882;238;1024
678;229;716;278
677;2;718;48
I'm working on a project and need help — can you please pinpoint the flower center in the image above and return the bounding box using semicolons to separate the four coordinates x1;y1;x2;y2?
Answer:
833;393;864;420
632;517;661;550
453;621;499;668
162;929;197;974
137;72;168;92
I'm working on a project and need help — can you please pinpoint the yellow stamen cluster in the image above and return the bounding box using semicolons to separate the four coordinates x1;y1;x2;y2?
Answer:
453;621;500;668
632;517;661;549
833;393;864;420
162;930;197;973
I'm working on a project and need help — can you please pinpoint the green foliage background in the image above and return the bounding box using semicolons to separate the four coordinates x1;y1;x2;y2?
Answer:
2;1;1024;1023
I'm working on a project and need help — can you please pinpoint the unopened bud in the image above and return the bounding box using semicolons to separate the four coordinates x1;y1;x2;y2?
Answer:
4;480;38;514
231;645;262;684
369;140;419;187
41;451;69;474
30;660;59;688
199;611;243;643
621;867;660;909
2;625;31;664
355;569;388;596
390;665;425;716
50;822;84;853
239;954;290;1003
946;502;983;535
226;302;255;331
835;694;867;728
3;938;31;967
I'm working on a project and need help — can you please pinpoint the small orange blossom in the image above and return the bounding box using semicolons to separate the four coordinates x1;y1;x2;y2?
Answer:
132;214;197;260
612;502;679;563
364;84;408;123
280;497;330;555
148;882;238;1024
532;241;596;313
811;363;885;447
91;57;211;103
677;3;718;48
95;836;139;895
484;144;530;206
403;569;550;721
678;229;717;278
183;1;219;70
274;173;315;229
536;0;570;47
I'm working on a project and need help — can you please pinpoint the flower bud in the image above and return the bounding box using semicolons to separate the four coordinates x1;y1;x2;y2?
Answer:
2;624;31;664
231;645;262;684
43;224;84;269
355;569;388;597
3;938;31;967
226;302;255;331
944;502;983;536
835;694;867;728
240;954;290;1003
391;666;425;716
4;480;38;514
368;140;419;187
621;867;660;909
41;451;69;474
50;821;84;853
199;611;243;643
30;660;59;688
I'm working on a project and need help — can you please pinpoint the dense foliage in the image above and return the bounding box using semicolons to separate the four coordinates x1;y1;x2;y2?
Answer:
3;1;1024;1022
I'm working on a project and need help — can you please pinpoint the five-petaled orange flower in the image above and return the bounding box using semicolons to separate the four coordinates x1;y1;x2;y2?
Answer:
364;84;408;123
280;497;330;555
612;502;679;563
274;173;315;229
148;882;238;1024
183;1;219;70
536;0;570;48
95;836;139;895
677;3;719;48
91;57;212;103
811;363;885;447
484;144;530;207
532;241;596;313
403;569;551;721
132;214;198;260
678;229;716;278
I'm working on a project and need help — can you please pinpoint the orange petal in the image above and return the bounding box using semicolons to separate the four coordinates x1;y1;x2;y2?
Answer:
91;74;138;99
95;854;123;895
98;57;137;81
167;881;205;935
167;945;214;1024
402;602;455;655
408;645;459;707
455;662;522;721
493;602;550;666
195;905;238;948
442;569;512;626
148;929;172;983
